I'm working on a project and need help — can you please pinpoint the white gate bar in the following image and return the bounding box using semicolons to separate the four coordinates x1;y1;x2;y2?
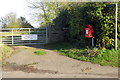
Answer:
6;43;46;45
0;27;47;30
115;3;118;50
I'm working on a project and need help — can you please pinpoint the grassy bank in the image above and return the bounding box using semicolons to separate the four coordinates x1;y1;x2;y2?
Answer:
58;48;119;67
47;42;120;67
0;44;13;61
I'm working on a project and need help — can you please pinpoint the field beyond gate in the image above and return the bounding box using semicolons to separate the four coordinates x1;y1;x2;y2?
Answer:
0;28;48;45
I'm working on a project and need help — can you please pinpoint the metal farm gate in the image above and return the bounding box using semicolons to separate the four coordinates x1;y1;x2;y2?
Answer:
0;27;48;45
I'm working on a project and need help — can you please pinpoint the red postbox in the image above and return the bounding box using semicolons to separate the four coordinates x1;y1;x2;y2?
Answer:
85;25;94;38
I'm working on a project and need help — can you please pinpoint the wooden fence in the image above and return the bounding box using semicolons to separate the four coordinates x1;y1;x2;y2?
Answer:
47;26;69;43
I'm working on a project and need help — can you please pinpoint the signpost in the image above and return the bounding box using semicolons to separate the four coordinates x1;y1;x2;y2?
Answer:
107;3;118;50
115;3;118;50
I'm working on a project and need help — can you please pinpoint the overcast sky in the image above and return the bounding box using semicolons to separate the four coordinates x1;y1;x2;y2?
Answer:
0;0;119;27
0;0;27;17
0;0;39;27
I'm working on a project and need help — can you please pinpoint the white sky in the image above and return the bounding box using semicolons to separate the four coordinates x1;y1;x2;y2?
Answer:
0;0;119;27
0;0;39;27
0;0;26;17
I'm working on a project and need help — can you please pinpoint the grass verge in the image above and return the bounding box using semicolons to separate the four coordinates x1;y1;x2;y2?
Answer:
0;44;13;61
34;50;47;55
47;42;120;67
59;48;120;67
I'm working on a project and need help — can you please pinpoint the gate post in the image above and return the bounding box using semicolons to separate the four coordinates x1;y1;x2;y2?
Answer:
12;29;14;45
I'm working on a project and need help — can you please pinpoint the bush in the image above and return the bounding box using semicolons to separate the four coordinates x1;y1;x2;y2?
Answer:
54;2;119;49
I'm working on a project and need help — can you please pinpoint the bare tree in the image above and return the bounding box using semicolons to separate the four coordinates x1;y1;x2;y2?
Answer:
27;0;62;27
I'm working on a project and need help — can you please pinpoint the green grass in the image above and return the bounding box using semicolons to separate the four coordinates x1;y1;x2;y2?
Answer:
90;49;120;67
47;42;120;67
59;48;119;67
34;50;47;55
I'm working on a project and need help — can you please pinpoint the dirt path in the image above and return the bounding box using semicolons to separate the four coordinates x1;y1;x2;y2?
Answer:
2;46;118;78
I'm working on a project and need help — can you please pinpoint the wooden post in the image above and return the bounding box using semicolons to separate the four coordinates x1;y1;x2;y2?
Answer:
92;37;94;47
